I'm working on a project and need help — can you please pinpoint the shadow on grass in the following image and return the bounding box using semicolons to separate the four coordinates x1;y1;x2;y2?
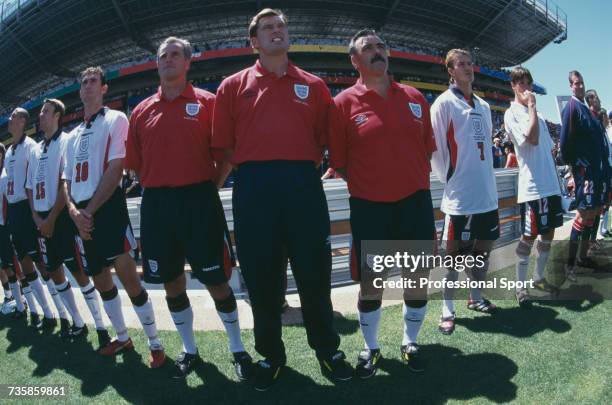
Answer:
281;306;360;336
455;305;571;337
1;315;518;404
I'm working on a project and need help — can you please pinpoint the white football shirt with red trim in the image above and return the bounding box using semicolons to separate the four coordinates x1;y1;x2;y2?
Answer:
63;107;127;203
430;87;498;215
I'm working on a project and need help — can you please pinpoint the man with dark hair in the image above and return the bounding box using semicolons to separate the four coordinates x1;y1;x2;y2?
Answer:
560;72;607;280
126;36;252;380
5;107;58;328
26;98;109;339
328;29;436;377
212;8;351;391
62;66;165;365
504;66;563;306
0;143;19;315
583;91;612;248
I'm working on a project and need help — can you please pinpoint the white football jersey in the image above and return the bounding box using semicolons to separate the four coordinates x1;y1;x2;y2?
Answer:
0;168;8;226
504;102;561;203
431;87;498;215
5;135;38;204
26;130;71;212
63;107;128;203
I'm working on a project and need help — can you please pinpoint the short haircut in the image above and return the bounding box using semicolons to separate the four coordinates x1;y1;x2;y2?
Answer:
510;66;533;85
568;70;582;84
445;48;472;70
348;29;385;55
43;98;65;123
248;8;287;38
585;89;598;106
13;107;29;121
157;36;192;60
79;66;106;85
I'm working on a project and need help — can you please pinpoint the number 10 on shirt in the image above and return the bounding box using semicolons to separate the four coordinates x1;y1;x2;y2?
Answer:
75;162;89;183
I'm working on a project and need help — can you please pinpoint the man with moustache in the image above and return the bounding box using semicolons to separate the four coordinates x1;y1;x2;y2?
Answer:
328;29;436;377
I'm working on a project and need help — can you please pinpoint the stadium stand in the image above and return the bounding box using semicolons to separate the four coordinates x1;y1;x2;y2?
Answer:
0;0;567;136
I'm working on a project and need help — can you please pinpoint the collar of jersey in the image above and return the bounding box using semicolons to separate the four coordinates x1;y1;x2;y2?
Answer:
252;59;300;79
449;84;476;106
352;79;400;97
43;128;62;150
153;82;196;102
510;100;529;113
9;133;27;154
84;107;106;128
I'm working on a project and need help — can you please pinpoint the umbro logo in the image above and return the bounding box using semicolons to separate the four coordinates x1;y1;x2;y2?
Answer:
354;114;368;126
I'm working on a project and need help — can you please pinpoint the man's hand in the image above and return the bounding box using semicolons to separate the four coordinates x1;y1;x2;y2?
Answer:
69;206;94;240
38;218;56;239
32;214;43;230
524;90;536;108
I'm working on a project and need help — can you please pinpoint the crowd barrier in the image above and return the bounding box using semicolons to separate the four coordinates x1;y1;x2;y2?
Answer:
127;168;526;292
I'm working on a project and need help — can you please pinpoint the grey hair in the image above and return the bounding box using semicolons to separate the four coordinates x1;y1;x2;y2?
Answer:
157;36;192;60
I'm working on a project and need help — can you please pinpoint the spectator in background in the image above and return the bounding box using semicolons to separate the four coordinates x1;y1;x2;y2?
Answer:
122;170;142;198
492;137;503;168
504;143;518;168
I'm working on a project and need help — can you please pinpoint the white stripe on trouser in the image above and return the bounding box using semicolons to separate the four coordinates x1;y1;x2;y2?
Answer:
524;204;531;236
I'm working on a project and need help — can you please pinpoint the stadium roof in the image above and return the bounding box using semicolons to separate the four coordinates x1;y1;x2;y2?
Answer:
0;0;566;108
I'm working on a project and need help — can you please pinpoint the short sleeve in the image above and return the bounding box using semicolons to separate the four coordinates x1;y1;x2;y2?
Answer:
211;79;236;150
62;135;75;181
125;109;142;171
327;98;348;170
107;112;128;162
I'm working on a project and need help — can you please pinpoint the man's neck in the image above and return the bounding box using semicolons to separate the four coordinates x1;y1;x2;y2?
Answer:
9;131;23;145
84;102;104;121
514;96;527;107
160;78;187;101
43;125;59;140
259;53;289;77
360;74;390;98
455;81;473;99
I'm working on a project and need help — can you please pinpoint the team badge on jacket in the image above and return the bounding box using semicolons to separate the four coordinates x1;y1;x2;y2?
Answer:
185;103;200;116
294;84;309;100
408;102;422;119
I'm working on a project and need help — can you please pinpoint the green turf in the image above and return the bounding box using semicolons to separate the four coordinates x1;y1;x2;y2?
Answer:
1;250;611;404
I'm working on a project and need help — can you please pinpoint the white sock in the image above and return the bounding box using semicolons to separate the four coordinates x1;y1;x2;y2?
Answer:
599;211;609;236
515;239;533;290
56;281;84;327
133;298;161;348
9;282;24;311
358;308;381;350
46;279;67;319
29;275;54;318
442;299;455;319
102;293;129;342
22;283;39;315
535;240;551;281
515;254;530;290
81;283;105;330
170;306;198;355
217;309;245;353
402;303;427;345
